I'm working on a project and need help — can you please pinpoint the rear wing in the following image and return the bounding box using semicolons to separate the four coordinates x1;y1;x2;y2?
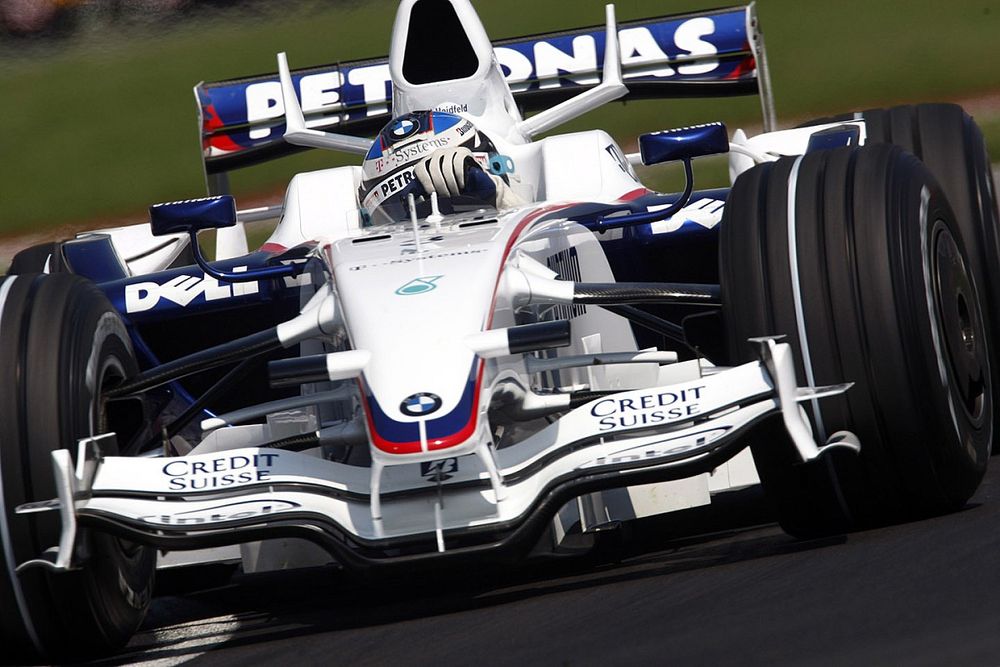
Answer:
196;3;774;192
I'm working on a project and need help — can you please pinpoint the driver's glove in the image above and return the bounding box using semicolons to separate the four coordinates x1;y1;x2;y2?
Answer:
414;146;523;210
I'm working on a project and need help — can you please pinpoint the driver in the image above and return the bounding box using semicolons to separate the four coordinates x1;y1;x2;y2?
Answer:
359;110;522;225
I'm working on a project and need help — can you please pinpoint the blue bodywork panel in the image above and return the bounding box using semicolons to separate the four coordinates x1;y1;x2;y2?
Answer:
96;252;302;324
639;123;730;165
149;196;237;236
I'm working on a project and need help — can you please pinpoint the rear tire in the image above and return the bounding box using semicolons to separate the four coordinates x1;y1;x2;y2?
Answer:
721;144;992;536
0;273;155;662
7;241;65;274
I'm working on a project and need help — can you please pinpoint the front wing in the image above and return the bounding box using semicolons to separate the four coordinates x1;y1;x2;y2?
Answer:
16;340;855;570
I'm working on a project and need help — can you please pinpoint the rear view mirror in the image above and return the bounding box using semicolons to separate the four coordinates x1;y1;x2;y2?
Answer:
149;195;237;237
147;194;300;284
638;122;729;166
589;121;729;232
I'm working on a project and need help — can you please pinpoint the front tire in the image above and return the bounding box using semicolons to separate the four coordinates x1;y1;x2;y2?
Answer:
804;104;1000;450
0;273;155;662
721;145;992;536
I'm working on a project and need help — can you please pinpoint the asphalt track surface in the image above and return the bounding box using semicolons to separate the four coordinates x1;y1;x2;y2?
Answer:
88;465;1000;667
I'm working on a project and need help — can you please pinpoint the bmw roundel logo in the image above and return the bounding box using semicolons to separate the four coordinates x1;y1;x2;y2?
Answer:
400;392;442;417
390;118;419;141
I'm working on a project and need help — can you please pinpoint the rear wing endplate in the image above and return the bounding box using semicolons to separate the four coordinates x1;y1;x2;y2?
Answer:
195;3;774;192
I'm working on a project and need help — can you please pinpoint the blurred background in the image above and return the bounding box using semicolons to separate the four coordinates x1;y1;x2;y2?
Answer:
1;0;999;260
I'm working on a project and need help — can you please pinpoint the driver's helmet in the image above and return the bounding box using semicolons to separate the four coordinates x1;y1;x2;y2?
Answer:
359;110;502;225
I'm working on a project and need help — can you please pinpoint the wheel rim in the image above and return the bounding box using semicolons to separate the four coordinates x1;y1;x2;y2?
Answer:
932;224;990;427
94;352;151;583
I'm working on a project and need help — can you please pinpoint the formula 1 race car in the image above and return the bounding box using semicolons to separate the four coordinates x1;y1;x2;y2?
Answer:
2;0;998;660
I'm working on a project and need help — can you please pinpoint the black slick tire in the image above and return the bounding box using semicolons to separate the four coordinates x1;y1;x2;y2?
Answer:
7;242;65;274
0;273;155;662
721;144;992;536
802;104;1000;450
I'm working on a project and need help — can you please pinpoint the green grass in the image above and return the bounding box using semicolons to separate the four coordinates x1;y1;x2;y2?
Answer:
982;116;1000;165
1;0;999;235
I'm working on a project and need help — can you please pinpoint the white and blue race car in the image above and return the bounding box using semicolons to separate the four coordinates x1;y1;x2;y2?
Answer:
2;0;997;660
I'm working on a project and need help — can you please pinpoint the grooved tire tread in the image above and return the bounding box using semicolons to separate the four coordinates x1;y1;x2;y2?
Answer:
721;144;992;536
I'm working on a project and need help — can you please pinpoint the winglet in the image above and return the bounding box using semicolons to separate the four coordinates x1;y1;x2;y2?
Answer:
515;4;628;139
278;51;373;156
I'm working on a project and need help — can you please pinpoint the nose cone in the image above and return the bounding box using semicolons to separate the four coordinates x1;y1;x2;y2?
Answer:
328;226;508;456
